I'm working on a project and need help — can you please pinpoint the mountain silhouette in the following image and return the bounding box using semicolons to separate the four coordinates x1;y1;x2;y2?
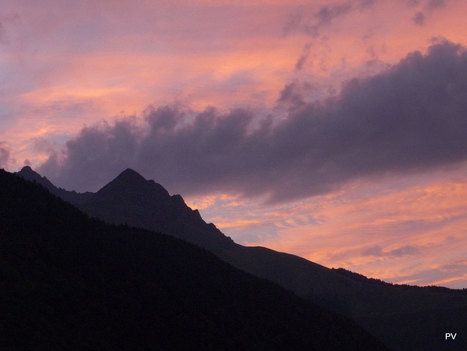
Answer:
17;165;93;204
16;167;467;351
80;168;234;252
1;168;389;350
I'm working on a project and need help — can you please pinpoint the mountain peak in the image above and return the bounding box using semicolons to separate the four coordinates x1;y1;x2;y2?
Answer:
17;166;54;189
18;165;39;177
111;168;161;188
117;168;146;182
20;165;33;172
96;168;170;198
16;166;93;205
104;168;150;190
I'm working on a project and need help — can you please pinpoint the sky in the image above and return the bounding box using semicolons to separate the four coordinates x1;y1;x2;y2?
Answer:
1;0;467;288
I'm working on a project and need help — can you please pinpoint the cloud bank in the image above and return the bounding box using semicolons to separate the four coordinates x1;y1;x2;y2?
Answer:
40;41;467;203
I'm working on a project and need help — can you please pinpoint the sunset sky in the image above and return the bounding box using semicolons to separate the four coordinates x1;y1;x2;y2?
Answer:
1;0;466;288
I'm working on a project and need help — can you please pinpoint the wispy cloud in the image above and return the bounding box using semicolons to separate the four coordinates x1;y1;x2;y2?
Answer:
294;42;312;72
284;0;375;37
426;0;446;11
361;244;420;257
0;142;10;167
413;11;426;25
392;259;467;288
249;169;467;287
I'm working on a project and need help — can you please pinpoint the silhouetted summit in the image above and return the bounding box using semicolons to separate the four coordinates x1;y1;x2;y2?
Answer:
98;168;170;198
17;165;57;191
18;165;36;176
79;169;234;251
119;167;147;180
16;166;93;205
113;168;154;187
16;166;230;251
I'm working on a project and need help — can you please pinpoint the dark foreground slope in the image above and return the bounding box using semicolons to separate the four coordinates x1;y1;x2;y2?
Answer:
0;169;388;351
16;167;467;351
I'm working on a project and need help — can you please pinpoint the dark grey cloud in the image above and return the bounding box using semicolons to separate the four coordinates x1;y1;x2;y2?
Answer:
329;243;422;261
438;259;467;272
407;0;450;27
295;42;312;72
315;2;353;26
392;259;467;287
425;0;446;10
413;11;425;25
284;0;375;37
386;245;419;257
287;2;352;37
40;40;467;203
295;54;308;72
362;245;419;257
361;245;384;256
410;0;447;25
0;142;10;168
406;0;420;7
277;81;313;109
0;12;20;44
0;21;4;41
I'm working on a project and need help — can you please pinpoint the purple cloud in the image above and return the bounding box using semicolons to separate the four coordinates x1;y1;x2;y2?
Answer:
362;245;419;257
426;0;446;11
413;11;426;25
284;0;376;37
406;0;420;7
295;42;312;72
393;258;467;288
40;40;467;203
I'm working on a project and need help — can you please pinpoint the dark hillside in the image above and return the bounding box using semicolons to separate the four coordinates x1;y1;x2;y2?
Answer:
15;166;467;351
0;169;389;351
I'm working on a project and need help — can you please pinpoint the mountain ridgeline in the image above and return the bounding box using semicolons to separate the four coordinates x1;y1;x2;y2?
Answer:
16;166;467;351
0;168;388;350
